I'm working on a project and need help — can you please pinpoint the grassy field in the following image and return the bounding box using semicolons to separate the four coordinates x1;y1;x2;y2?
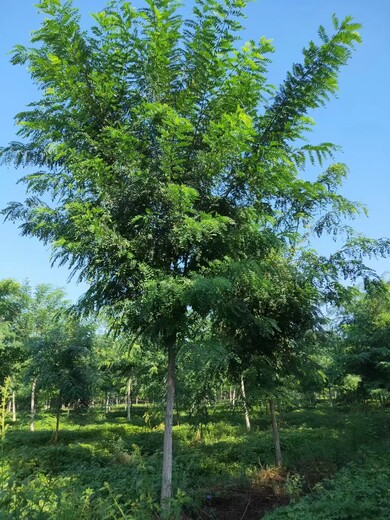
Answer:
1;404;389;519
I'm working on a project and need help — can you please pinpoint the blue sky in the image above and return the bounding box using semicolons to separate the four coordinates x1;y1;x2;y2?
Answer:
0;0;389;301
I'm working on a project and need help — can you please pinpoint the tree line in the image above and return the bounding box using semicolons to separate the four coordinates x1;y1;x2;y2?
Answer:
1;276;389;493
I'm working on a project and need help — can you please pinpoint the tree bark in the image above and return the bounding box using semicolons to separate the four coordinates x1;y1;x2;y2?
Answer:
269;398;282;467
126;376;132;422
12;391;16;423
240;375;251;431
160;343;176;512
30;378;37;432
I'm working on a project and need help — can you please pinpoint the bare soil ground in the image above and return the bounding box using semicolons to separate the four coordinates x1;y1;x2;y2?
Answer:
195;491;289;519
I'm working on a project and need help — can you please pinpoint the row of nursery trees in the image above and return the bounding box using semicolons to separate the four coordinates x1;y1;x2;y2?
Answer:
1;274;390;483
1;276;390;423
1;0;390;513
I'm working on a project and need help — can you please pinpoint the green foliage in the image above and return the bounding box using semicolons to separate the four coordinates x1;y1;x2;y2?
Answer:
0;280;29;384
20;284;97;415
0;377;11;464
32;318;95;407
1;472;96;520
1;0;377;348
340;281;390;394
0;404;388;518
264;451;390;520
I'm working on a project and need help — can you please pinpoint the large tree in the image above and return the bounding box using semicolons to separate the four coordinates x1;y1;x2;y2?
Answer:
2;0;378;508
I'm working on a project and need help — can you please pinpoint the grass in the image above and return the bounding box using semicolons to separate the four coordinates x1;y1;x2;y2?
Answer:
0;404;389;518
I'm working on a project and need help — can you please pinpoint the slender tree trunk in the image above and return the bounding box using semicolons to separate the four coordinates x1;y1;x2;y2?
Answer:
269;398;282;467
160;343;176;513
105;392;110;414
126;377;132;422
11;391;16;423
30;378;37;432
54;394;61;445
240;375;251;432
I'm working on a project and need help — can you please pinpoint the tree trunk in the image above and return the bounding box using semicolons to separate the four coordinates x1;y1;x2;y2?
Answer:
30;378;37;432
126;377;132;422
160;343;176;513
12;391;16;423
240;375;251;432
105;392;110;414
54;394;61;445
269;398;282;467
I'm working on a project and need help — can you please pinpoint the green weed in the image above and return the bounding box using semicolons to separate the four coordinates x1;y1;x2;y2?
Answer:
264;450;390;520
1;405;389;518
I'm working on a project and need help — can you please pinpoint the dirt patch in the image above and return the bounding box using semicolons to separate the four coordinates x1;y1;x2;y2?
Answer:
182;467;295;519
183;490;289;519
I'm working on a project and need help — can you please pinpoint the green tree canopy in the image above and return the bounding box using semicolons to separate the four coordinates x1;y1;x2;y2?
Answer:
0;279;29;384
341;281;390;395
2;1;368;323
